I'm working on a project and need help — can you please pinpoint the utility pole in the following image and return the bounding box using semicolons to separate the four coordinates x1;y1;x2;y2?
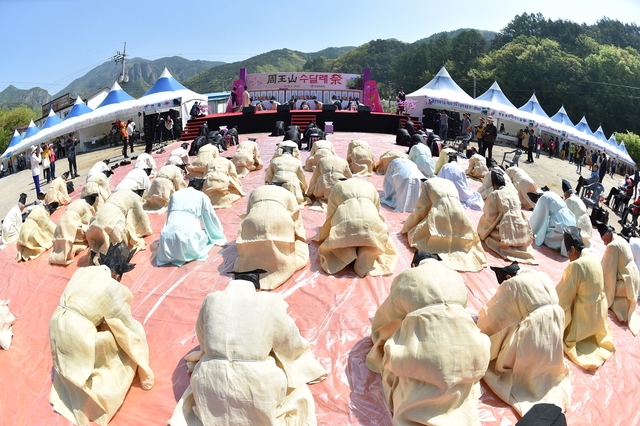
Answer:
388;81;392;114
110;42;129;84
473;77;476;98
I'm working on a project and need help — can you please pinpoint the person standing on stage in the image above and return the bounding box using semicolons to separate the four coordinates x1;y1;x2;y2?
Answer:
396;87;406;114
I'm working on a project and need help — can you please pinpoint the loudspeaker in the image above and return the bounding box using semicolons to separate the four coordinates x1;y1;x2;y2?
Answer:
277;104;290;112
242;106;255;114
358;105;371;113
322;104;337;112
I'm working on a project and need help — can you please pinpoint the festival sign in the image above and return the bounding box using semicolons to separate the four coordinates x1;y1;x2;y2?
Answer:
246;72;363;91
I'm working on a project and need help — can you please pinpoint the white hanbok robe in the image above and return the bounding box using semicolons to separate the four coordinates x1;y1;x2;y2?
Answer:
133;153;158;177
529;192;576;255
565;193;593;243
437;161;484;210
86;161;111;181
1;204;23;245
157;187;226;266
166;147;191;168
168;280;326;426
408;143;436;178
477;269;571;416
115;168;151;195
381;157;425;213
366;260;490;425
466;154;489;179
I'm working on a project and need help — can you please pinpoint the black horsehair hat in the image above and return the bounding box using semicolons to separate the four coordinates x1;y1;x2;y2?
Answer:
18;193;27;205
188;178;205;191
596;221;613;238
527;192;541;204
491;169;506;187
411;250;441;267
490;261;520;284
280;145;294;155
82;193;99;207
563;226;585;252
99;241;137;277
268;181;286;187
228;269;268;290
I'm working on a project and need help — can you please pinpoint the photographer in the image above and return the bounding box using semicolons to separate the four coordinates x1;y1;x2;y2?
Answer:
480;116;497;160
65;133;79;178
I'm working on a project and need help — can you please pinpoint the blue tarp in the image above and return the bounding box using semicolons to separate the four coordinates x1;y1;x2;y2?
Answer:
476;81;516;108
142;67;188;96
519;92;549;118
97;82;136;108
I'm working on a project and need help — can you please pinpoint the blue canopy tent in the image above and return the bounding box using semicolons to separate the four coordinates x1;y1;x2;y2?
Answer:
96;81;136;108
2;130;23;159
41;109;63;130
474;81;536;130
550;105;575;127
475;81;517;108
593;125;608;143
22;120;40;140
574;115;595;137
519;92;549;118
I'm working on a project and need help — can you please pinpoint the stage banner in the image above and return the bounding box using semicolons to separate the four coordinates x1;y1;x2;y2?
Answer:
226;80;245;113
246;72;363;91
363;80;383;112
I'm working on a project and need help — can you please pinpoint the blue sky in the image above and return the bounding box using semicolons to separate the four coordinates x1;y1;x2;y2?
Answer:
1;0;638;94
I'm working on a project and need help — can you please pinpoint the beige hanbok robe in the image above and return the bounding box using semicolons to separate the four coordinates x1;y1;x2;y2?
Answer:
234;186;309;290
273;140;301;159
168;280;326;426
84;172;111;204
265;155;308;204
402;177;487;272
16;206;56;261
188;144;219;178
375;150;406;175
304;142;335;172
601;234;640;335
366;261;490;425
306;156;352;210
231;140;263;178
477;269;571;416
477;186;537;264
49;199;96;265
49;266;154;426
478;171;515;200
1;204;23;245
44;176;72;206
0;299;16;350
346;139;375;176
434;147;456;175
315;179;397;277
505;167;538;210
143;165;186;213
565;193;593;243
202;157;245;208
167;147;191;168
556;249;616;370
466;154;489;179
85;189;152;255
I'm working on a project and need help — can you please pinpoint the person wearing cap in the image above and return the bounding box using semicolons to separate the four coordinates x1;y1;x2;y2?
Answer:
306;156;352;210
478;262;571;417
29;145;42;198
231;139;263;178
346;139;376;177
115;167;152;196
402;177;487;272
166;142;191;169
381;157;426;213
481;116;498;160
556;226;615;369
168;268;326;426
437;153;484;211
529;191;576;256
316;179;398;277
265;145;307;204
44;172;72;207
143;164;187;212
466;153;489;179
505;166;539;210
598;223;640;335
65;133;80;177
86;188;152;256
234;185;309;289
49;193;100;265
1;194;26;245
477;170;537;264
49;242;154;426
202;156;246;208
366;254;490;425
16;205;56;261
304;139;336;172
133;152;158;178
156;183;226;267
476;117;486;152
562;179;592;245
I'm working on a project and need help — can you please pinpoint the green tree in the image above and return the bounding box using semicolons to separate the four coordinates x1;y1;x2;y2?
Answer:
0;106;38;153
615;131;640;166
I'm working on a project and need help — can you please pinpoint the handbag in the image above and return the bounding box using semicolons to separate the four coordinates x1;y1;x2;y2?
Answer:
42;157;50;169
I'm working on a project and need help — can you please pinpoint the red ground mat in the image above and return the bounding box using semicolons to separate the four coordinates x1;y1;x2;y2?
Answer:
0;132;638;425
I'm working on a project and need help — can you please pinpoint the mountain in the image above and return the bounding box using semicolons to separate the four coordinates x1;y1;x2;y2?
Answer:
0;85;49;111
54;56;225;99
183;47;356;94
414;29;497;45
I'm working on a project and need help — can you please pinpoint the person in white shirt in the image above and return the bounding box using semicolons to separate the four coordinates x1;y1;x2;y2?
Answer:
1;194;26;245
30;146;42;197
164;115;174;141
